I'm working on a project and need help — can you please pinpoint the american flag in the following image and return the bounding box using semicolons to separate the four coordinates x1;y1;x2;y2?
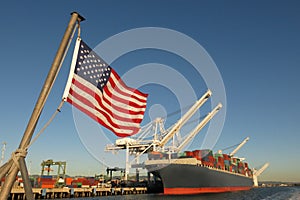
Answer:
63;38;148;137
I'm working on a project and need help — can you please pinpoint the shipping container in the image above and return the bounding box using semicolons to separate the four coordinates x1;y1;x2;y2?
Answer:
214;153;223;158
223;154;231;160
148;151;163;160
171;153;178;159
192;150;202;158
216;158;224;168
178;152;187;158
201;149;213;157
185;151;194;157
65;177;73;185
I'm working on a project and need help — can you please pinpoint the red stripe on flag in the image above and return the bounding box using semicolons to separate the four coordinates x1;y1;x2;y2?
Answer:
102;86;147;111
69;87;143;124
71;78;146;118
67;97;140;137
110;70;148;101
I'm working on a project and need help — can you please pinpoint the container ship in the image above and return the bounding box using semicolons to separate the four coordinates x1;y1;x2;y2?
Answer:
106;90;269;195
145;148;256;195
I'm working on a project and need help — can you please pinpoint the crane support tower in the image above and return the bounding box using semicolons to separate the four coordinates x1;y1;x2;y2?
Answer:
253;162;270;187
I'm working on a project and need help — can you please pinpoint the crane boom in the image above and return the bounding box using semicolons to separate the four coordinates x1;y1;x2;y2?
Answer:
159;90;212;147
229;137;250;157
176;103;222;151
253;162;270;187
253;162;270;177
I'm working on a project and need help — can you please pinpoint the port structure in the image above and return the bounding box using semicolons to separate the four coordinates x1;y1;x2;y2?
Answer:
106;167;125;181
106;90;222;181
41;159;67;187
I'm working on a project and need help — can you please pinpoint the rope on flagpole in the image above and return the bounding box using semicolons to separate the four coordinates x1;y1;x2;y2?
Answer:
4;97;66;178
10;149;27;172
27;100;65;149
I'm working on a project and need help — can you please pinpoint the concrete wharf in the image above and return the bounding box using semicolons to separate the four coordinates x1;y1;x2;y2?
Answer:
1;187;147;199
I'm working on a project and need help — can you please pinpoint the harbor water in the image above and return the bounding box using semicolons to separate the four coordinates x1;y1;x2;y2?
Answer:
50;187;300;200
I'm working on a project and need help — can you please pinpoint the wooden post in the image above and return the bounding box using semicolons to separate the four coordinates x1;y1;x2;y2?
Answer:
0;12;85;200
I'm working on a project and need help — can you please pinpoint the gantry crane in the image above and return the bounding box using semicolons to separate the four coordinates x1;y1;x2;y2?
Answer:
41;159;67;187
105;90;222;181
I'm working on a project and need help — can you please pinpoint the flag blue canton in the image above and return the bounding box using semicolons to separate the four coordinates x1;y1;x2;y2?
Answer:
75;40;111;92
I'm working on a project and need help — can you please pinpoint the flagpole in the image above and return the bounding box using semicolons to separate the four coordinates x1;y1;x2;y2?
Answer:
0;12;85;200
0;159;12;178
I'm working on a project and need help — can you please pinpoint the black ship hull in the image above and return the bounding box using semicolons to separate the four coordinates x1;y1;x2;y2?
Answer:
146;160;254;195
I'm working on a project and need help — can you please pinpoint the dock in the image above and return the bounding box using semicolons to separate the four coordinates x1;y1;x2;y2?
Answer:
1;187;147;199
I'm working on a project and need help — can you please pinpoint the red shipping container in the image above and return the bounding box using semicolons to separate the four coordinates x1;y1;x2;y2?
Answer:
65;177;73;185
218;157;224;163
223;154;231;160
193;150;202;158
208;156;215;163
185;151;194;157
216;162;225;170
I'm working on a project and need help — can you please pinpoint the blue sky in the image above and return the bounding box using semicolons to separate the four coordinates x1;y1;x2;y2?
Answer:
0;1;299;182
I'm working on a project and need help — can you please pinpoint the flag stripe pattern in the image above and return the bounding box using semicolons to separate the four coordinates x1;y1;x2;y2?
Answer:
66;39;148;137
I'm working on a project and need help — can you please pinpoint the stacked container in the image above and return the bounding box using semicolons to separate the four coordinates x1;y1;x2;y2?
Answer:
148;151;163;160
184;151;194;158
192;150;202;160
178;152;187;158
38;175;56;188
223;154;231;171
238;162;245;175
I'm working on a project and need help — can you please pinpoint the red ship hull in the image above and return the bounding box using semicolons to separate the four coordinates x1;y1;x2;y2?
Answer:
164;186;252;195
